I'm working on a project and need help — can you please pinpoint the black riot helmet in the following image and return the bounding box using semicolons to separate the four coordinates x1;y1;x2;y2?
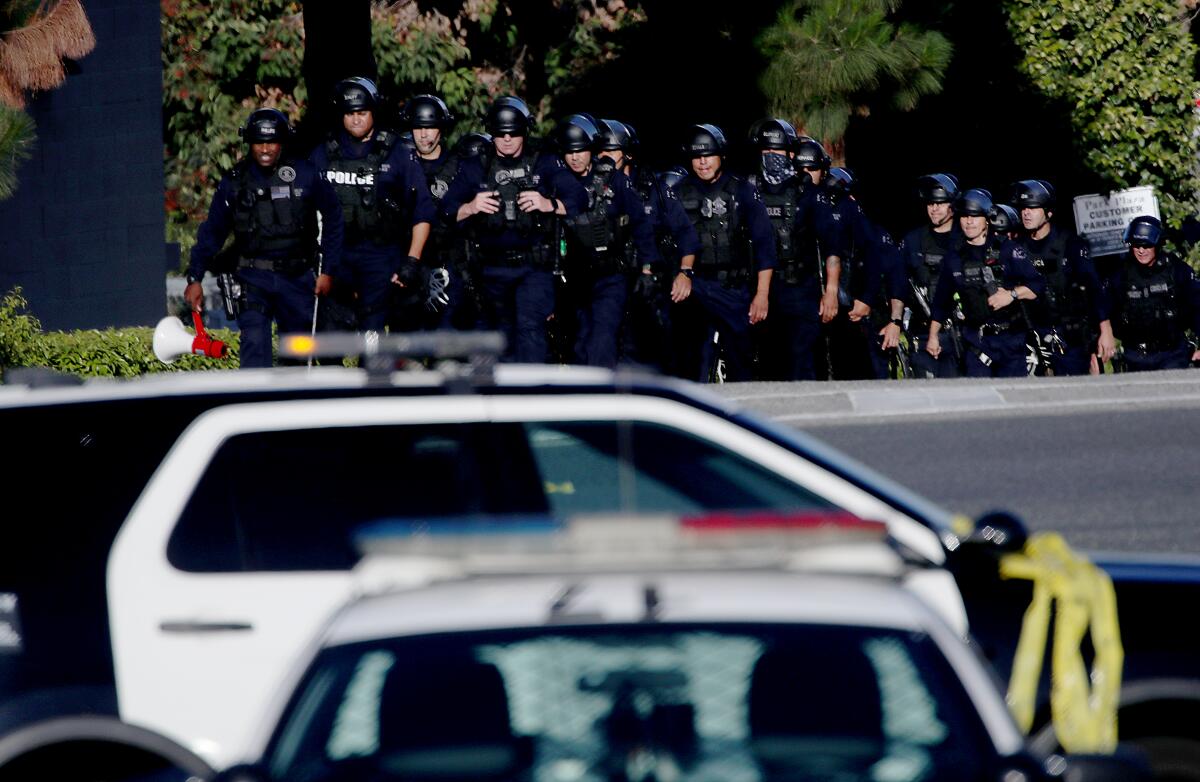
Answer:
1010;179;1055;210
658;166;688;191
955;188;994;217
749;117;800;151
453;131;493;159
988;203;1020;234
682;124;728;158
826;167;855;197
916;173;960;204
332;77;380;113
792;137;831;170
240;108;291;143
555;114;600;152
402;94;454;128
1124;215;1164;247
597;118;634;151
485;96;531;136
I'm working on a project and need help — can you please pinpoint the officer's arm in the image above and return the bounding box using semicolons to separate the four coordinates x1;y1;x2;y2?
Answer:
1181;262;1200;338
548;169;588;217
313;172;345;278
443;159;481;224
1006;244;1041;301
397;154;434;260
744;189;777;272
188;178;236;283
929;255;956;325
665;195;701;260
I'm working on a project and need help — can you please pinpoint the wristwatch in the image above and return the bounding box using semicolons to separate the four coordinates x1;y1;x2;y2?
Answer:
890;318;903;327
679;268;695;279
1009;289;1019;302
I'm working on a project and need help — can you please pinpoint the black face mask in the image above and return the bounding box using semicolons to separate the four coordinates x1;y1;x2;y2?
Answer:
593;157;616;177
761;153;796;187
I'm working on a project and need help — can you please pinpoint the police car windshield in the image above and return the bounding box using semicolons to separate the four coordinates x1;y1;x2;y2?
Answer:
265;624;991;782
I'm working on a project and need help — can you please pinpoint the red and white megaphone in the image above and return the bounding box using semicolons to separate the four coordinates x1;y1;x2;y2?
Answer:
153;312;228;364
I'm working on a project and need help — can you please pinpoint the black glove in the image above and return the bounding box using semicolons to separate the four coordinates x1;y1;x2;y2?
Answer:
632;270;660;301
394;256;424;289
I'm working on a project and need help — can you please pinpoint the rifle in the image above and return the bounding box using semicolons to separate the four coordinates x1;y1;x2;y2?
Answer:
909;280;964;366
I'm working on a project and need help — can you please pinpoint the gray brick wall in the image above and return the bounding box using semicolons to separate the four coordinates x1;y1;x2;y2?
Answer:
0;0;164;331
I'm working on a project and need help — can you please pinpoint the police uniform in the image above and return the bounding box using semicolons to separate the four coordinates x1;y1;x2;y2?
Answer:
1015;226;1106;376
419;145;476;330
902;223;963;378
673;171;777;382
563;158;660;368
828;194;891;380
930;234;1044;377
309;130;434;332
188;154;344;369
440;141;586;363
1110;250;1200;371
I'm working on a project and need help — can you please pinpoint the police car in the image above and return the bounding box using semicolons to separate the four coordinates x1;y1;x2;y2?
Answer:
215;511;1144;782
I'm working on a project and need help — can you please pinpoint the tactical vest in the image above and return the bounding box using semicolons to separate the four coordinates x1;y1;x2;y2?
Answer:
322;130;406;245
231;161;310;258
1118;257;1180;346
749;175;814;283
959;237;1022;328
426;152;459;204
1024;230;1091;339
676;175;749;280
564;164;630;273
913;227;951;293
478;146;550;238
633;168;677;263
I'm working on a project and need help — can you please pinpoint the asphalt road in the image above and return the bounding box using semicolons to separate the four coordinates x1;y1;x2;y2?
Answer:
716;371;1200;554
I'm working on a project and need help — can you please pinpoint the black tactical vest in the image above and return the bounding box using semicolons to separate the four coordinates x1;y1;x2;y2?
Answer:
478;146;549;238
1118;257;1179;346
676;175;748;277
231;161;310;258
564;163;630;272
1023;230;1091;338
749;175;813;281
426;152;459;204
322;130;406;245
959;237;1022;328
913;227;951;293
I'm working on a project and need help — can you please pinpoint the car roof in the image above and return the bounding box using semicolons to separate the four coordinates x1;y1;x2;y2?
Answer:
322;571;936;648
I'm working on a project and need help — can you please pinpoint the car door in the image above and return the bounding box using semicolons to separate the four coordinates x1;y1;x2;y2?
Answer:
107;397;489;767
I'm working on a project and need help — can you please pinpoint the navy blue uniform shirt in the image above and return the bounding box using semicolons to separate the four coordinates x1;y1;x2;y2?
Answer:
794;182;847;264
633;167;701;263
680;172;777;272
440;142;587;252
188;157;344;280
931;235;1045;325
1015;226;1108;324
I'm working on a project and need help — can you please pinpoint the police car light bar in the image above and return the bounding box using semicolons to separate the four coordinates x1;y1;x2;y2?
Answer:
353;510;898;576
279;331;505;382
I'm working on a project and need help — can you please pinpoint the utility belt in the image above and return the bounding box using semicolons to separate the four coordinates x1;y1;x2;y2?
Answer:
976;320;1018;337
777;258;817;286
695;266;751;289
237;256;313;275
572;251;625;278
477;243;555;270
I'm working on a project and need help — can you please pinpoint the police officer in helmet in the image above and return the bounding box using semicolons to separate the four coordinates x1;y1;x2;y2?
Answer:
747;119;842;380
1009;179;1115;374
308;78;435;333
927;188;1044;377
1108;215;1200;371
901;173;963;378
440;96;587;362
185;107;344;368
672;123;776;382
556;114;660;368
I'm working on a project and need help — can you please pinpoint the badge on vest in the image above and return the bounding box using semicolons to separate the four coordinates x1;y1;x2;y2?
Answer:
432;179;449;199
278;166;297;183
701;197;728;218
494;168;527;186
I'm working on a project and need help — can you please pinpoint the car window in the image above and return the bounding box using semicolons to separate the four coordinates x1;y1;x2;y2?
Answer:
523;421;835;516
267;624;992;782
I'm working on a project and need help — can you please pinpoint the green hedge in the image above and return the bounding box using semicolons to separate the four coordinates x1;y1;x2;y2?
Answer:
0;288;240;379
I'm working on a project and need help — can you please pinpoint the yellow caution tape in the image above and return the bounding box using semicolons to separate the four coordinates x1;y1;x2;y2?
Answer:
1000;532;1123;754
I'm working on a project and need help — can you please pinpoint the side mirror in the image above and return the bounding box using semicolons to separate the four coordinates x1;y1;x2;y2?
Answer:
962;509;1029;554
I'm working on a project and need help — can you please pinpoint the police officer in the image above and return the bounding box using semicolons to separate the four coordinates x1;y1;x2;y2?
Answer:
309;78;435;333
184;108;344;368
400;94;475;329
1010;179;1115;375
826;168;905;380
596;119;700;372
927;189;1044;377
746;120;840;380
1109;215;1200;371
556;115;660;368
440;96;587;363
672;123;776;382
901;173;962;378
989;203;1021;241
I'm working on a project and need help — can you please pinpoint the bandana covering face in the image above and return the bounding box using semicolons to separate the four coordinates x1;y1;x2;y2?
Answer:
761;153;796;187
592;157;616;176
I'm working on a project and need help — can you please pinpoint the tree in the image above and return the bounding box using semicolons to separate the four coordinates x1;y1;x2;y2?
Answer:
0;0;94;200
756;0;951;162
1004;0;1200;257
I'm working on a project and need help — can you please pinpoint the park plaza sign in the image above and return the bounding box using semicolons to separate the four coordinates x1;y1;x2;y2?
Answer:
1072;186;1160;257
